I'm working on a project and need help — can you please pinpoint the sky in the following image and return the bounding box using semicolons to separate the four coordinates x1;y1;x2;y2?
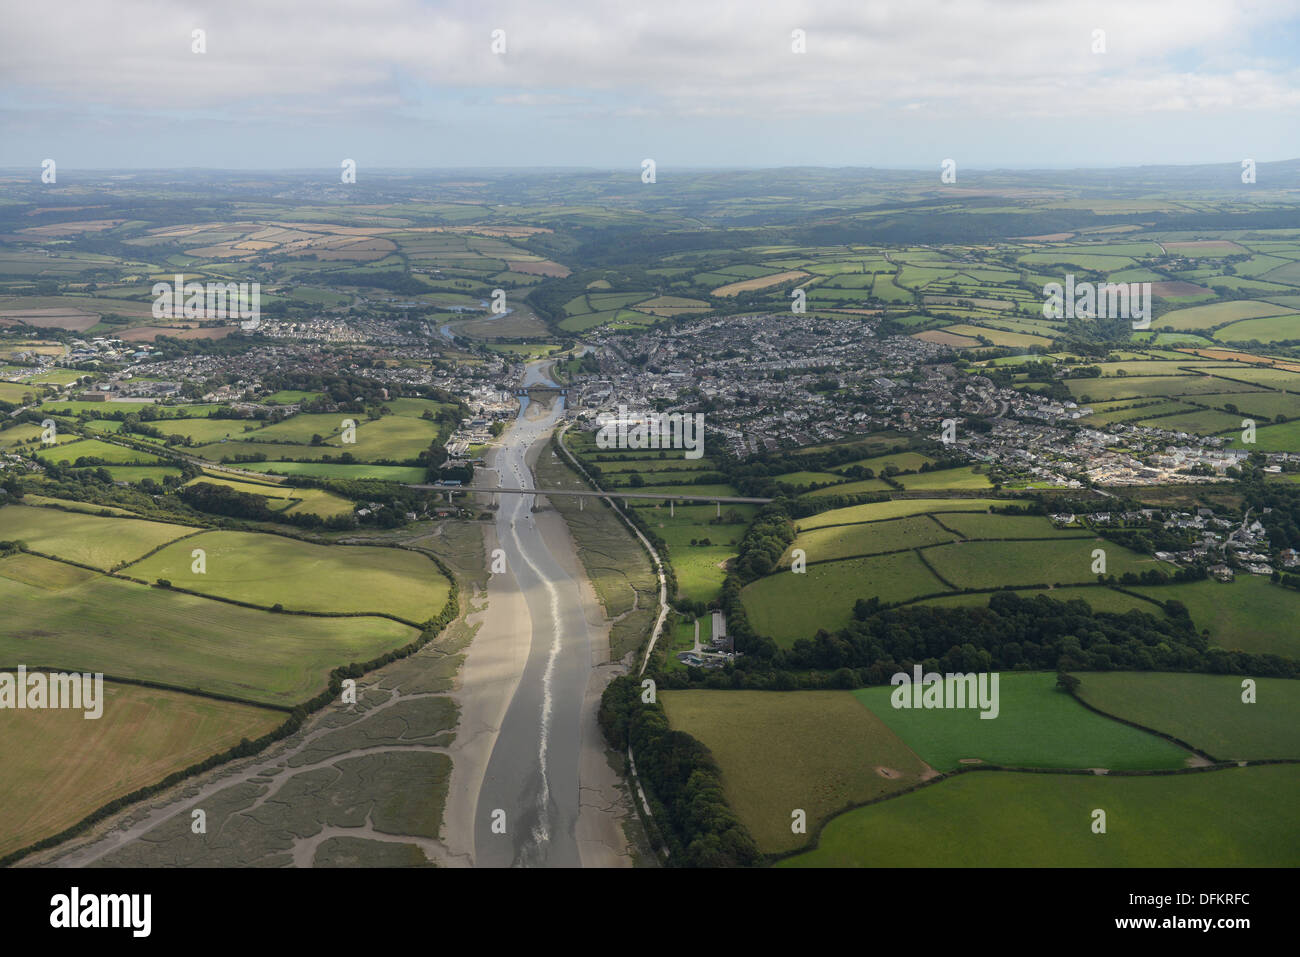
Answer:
2;0;1299;170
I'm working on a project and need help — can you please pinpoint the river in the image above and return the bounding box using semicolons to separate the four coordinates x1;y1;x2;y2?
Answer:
472;361;596;867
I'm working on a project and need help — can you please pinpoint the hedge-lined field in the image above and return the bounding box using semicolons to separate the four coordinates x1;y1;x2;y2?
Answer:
742;550;945;644
1075;672;1300;761
797;497;1018;531
0;682;281;859
660;690;930;855
855;672;1191;771
127;529;448;622
0;503;193;569
780;765;1300;867
0;554;420;705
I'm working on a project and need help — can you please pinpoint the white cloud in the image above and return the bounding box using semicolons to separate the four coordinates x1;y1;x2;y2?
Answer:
1;0;1297;122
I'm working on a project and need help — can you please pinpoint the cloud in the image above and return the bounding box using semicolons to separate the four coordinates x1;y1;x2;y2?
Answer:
3;0;1298;118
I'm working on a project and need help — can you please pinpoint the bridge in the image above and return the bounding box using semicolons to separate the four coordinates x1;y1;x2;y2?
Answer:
514;386;567;397
407;483;772;516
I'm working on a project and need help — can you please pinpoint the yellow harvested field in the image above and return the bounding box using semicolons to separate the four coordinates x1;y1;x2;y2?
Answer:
0;681;282;858
913;329;980;347
712;270;810;296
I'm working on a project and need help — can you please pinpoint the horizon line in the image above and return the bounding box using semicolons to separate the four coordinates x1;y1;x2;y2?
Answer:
3;158;1299;175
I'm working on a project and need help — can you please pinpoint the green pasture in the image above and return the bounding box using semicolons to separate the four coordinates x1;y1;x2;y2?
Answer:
36;438;162;465
0;554;418;706
660;690;931;855
855;672;1190;771
126;529;448;623
742;550;946;644
1076;672;1300;761
0;503;194;569
781;765;1300;867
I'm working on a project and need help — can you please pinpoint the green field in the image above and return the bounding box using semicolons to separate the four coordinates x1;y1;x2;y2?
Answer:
1080;399;1195;426
127;530;448;623
1131;577;1300;657
80;419;124;434
855;672;1191;771
244;412;354;444
783;515;954;566
25;368;87;386
1138;409;1246;435
282;488;356;519
0;680;283;858
837;451;935;474
0;382;41;403
39;401;221;417
771;470;845;488
603;468;714;488
660;690;931;855
744;513;1177;642
264;390;325;404
923;538;1170;589
780;764;1300;866
935;512;1087;539
645;504;753;603
803;477;892;497
1216;313;1300;344
940;324;1053;348
75;465;183;484
1155;300;1292;331
1019;251;1136;271
0;553;419;705
36;438;162;465
1075;672;1300;761
155;418;258;443
591;456;718;473
185;476;354;518
568;436;740;605
1203;390;1300;420
17;495;140;517
742;550;945;644
1207;365;1300;389
0;504;194;569
911;586;1157;616
192;440;339;462
1245;419;1300;452
797;498;1017;531
894;466;993;490
240;461;428;482
345;415;443;461
1066;374;1268;402
0;423;79;449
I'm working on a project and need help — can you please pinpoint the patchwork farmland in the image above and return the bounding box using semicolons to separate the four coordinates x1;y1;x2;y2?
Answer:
0;495;456;860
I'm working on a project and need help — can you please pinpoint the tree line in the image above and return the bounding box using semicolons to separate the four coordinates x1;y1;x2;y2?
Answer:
599;675;761;867
683;589;1298;693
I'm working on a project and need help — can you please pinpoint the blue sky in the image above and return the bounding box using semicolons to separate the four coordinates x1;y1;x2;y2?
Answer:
2;0;1299;170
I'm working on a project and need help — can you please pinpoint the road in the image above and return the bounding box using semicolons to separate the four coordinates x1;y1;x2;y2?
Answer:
472;369;595;867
